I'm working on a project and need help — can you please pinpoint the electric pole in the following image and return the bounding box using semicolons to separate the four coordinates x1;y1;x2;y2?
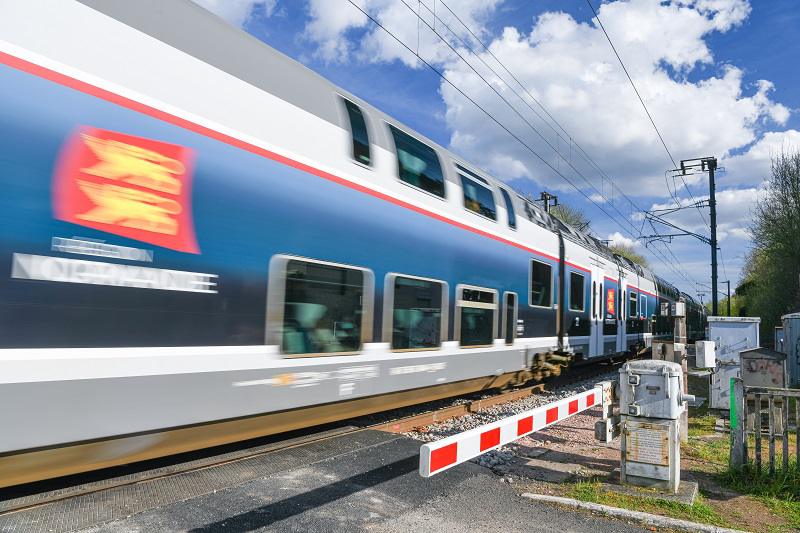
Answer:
643;157;719;311
708;158;718;316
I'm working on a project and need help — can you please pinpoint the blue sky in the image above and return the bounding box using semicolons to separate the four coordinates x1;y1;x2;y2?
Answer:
196;0;799;303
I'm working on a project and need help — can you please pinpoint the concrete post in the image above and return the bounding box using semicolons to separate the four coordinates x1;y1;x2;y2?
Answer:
676;299;688;443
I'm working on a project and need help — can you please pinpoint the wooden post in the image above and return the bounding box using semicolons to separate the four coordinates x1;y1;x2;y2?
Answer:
768;394;776;476
782;394;789;472
796;397;799;464
755;393;763;475
730;378;746;468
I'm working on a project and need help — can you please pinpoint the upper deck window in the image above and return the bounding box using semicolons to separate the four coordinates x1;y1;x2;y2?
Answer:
389;125;445;198
455;164;488;183
499;189;516;229
342;98;371;166
459;174;497;220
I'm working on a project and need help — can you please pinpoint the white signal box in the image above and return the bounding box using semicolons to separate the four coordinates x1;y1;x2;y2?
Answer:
694;340;716;369
660;301;686;317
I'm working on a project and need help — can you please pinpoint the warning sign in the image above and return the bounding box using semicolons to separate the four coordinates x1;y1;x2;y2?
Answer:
625;421;669;466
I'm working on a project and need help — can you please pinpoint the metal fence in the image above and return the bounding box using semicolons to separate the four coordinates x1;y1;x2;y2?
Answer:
730;377;799;474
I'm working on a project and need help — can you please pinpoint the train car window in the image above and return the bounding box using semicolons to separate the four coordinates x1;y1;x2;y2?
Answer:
385;275;447;350
342;98;371;165
456;285;498;347
592;281;597;318
280;259;366;355
530;259;552;307
499;189;516;229
389;125;445;198
570;272;585;311
640;294;647;318
503;292;518;345
459;174;497;220
629;290;638;318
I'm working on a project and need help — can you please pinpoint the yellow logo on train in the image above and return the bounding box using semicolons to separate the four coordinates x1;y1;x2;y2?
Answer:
53;126;199;253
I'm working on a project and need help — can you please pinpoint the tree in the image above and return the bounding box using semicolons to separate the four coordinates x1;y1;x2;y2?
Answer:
550;203;591;233
609;243;649;267
736;150;800;342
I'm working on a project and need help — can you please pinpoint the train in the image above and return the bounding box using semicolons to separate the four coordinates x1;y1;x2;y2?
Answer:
0;0;706;487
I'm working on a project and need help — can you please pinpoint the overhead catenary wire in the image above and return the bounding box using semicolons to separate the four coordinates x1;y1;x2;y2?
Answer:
396;0;646;240
585;0;676;169
432;0;647;229
437;0;636;211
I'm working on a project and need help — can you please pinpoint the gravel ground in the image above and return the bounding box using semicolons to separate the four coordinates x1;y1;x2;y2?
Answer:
405;368;620;472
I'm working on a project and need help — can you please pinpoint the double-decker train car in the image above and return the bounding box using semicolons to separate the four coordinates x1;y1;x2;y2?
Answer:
0;0;703;487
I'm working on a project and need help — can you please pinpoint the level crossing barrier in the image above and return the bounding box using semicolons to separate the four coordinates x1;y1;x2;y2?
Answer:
420;381;613;477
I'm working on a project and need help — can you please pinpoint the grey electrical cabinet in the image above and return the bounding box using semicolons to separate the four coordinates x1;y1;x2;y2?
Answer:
619;360;688;420
707;316;761;409
619;360;694;494
783;313;800;386
740;347;788;389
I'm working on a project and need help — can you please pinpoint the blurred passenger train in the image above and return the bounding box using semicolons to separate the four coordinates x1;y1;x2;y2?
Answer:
0;0;705;487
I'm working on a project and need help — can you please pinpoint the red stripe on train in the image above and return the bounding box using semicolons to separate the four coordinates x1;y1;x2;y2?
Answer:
0;50;571;266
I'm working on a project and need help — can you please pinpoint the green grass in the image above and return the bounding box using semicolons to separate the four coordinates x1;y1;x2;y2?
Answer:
721;462;800;500
567;480;729;527
719;462;800;530
687;411;718;436
760;498;800;531
683;411;730;468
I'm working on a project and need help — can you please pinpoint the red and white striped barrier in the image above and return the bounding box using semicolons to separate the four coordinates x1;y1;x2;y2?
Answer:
419;382;613;477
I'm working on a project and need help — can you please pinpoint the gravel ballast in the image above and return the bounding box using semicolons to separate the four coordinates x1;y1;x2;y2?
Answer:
406;368;619;471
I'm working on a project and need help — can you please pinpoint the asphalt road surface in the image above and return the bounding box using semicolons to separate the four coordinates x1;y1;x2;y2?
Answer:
69;431;647;533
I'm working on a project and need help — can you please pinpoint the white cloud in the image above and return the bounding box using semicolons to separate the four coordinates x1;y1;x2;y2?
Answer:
724;129;800;185
303;0;502;64
192;0;277;27
438;0;788;196
607;231;640;248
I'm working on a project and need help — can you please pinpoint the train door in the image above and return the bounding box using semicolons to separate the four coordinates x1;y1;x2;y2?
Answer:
501;292;518;345
589;266;604;357
602;273;618;356
617;273;628;353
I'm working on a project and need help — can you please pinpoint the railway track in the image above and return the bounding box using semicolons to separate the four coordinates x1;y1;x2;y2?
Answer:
0;359;625;518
